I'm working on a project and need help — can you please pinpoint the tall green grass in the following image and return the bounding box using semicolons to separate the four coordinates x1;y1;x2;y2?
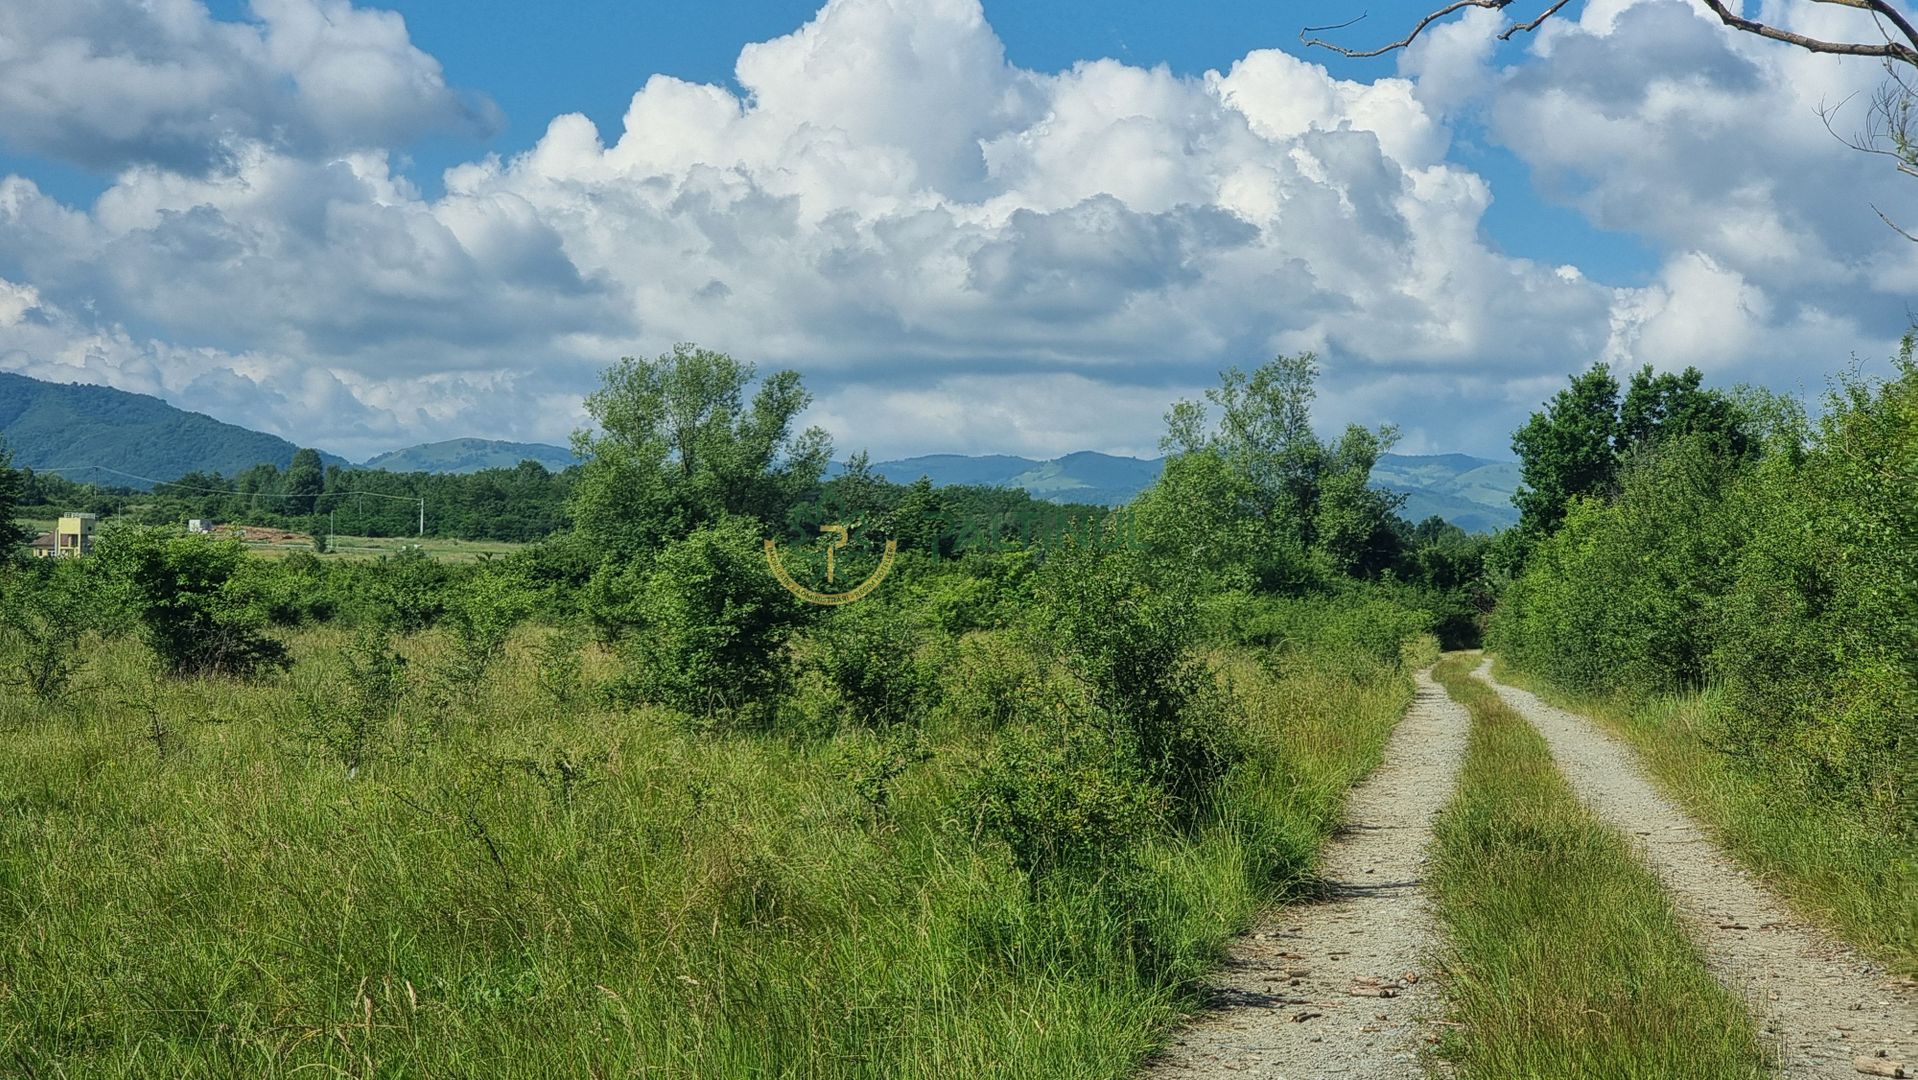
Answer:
1429;654;1770;1079
0;628;1415;1078
1490;659;1918;976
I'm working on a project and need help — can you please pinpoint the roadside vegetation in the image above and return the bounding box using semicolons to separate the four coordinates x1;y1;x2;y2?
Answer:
0;348;1464;1077
1487;342;1918;972
1429;654;1771;1079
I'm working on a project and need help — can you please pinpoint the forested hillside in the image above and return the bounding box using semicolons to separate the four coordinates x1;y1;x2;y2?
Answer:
0;372;343;482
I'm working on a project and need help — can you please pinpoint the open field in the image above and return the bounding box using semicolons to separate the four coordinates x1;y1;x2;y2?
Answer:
12;518;527;562
242;530;527;562
0;621;1424;1078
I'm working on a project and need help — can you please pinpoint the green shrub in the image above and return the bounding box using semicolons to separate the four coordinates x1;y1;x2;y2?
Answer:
968;715;1164;891
811;601;935;729
441;565;536;695
612;517;810;727
353;547;453;633
1027;543;1239;817
94;525;287;678
0;559;93;702
297;628;409;776
230;552;337;627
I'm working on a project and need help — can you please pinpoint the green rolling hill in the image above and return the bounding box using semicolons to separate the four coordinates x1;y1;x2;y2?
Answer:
0;372;342;486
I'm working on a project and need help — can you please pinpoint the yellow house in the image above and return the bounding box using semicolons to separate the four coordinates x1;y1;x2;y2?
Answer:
30;513;96;558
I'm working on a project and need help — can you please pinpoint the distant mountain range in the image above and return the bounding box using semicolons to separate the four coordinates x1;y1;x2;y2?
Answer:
0;373;578;485
857;451;1165;507
0;371;1518;530
361;438;580;474
859;450;1519;533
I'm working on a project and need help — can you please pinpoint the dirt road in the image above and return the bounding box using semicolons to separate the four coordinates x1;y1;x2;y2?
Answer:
1145;669;1469;1079
1473;659;1918;1079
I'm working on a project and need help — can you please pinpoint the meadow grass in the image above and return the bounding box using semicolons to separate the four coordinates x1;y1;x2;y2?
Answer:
1489;658;1918;976
0;627;1415;1078
1429;653;1771;1080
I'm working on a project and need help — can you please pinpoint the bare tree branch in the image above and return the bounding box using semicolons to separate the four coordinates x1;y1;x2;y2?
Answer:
1695;0;1918;66
1300;0;1918;66
1873;203;1918;239
1300;0;1512;58
1500;0;1575;40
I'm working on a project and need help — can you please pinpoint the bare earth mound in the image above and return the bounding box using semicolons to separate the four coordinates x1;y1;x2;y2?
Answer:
1145;669;1470;1080
1474;660;1918;1079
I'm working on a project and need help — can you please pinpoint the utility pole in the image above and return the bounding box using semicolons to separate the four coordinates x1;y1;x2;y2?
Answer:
418;498;424;538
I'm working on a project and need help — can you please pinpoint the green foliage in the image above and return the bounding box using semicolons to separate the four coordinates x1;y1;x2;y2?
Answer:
1494;347;1917;828
1142;353;1404;586
571;344;832;557
968;716;1164;887
284;448;324;515
811;601;935;729
441;565;536;694
580;557;650;643
229;551;337;627
1511;363;1620;540
1708;355;1917;823
354;547;453;634
0;439;29;551
611;518;811;727
0;559;92;702
1512;362;1752;547
532;625;587;708
1026;544;1239;816
298;628;409;775
93;525;287;678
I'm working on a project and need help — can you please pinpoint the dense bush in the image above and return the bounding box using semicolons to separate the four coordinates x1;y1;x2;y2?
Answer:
0;558;94;701
93;525;287;677
1026;543;1240;818
811;600;936;729
609;517;812;726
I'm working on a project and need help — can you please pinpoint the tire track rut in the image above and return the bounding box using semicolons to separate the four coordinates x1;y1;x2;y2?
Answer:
1145;669;1469;1080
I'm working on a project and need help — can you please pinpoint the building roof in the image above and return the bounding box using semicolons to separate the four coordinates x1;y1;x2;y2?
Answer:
29;532;55;549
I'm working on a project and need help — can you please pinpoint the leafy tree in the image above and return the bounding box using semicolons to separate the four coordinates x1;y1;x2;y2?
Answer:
1514;363;1755;549
284;448;325;516
571;344;832;557
1512;363;1620;540
1617;364;1751;461
1146;353;1403;584
0;441;28;552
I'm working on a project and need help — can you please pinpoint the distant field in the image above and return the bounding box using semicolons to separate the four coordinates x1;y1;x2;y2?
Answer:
243;531;526;562
8;519;524;562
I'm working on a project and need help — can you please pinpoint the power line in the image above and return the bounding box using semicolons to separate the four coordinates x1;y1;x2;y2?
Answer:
32;464;426;536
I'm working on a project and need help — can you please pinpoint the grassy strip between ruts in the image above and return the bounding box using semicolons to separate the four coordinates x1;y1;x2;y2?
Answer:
1488;657;1918;977
1429;653;1770;1079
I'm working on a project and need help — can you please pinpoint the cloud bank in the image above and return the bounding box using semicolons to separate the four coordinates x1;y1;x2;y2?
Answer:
0;0;1909;462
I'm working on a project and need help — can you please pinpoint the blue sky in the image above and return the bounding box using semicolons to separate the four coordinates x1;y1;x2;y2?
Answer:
0;0;1910;461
